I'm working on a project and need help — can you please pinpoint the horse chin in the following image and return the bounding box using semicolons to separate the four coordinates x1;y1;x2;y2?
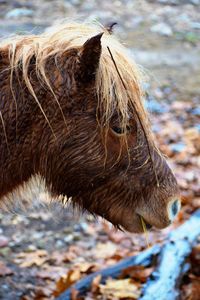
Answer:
120;219;146;233
115;212;155;233
108;212;147;233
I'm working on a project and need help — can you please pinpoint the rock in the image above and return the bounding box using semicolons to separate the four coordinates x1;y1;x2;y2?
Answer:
129;16;144;28
158;0;200;5
170;142;186;153
190;107;200;116
80;222;88;232
189;0;200;5
26;244;37;252
151;22;173;36
73;233;81;241
176;13;191;24
158;0;180;4
190;22;200;30
55;239;65;248
145;98;168;114
64;234;74;243
154;88;164;99
195;124;200;132
184;171;195;182
0;236;9;248
0;247;11;257
67;0;81;5
6;8;33;19
32;232;44;239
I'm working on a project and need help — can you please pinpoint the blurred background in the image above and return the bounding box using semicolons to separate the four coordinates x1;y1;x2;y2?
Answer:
0;1;199;299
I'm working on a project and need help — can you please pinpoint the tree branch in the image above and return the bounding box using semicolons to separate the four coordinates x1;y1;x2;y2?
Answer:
139;209;200;300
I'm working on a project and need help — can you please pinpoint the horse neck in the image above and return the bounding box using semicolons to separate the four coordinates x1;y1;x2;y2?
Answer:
0;56;44;199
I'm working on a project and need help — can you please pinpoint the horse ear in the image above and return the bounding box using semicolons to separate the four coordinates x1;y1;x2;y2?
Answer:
77;33;103;83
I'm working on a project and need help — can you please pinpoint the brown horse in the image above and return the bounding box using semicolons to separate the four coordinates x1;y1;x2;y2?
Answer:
0;22;180;232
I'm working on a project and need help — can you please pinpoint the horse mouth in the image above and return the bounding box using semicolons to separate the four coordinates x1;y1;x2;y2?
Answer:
143;219;152;230
120;214;153;233
137;214;153;230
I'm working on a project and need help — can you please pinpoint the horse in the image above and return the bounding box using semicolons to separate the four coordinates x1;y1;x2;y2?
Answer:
0;22;181;232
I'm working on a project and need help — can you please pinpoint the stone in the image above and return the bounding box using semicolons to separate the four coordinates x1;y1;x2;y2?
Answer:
170;142;186;153
0;235;9;248
151;22;173;36
6;8;33;19
190;22;200;30
145;98;168;114
64;234;74;243
191;107;200;116
158;0;200;5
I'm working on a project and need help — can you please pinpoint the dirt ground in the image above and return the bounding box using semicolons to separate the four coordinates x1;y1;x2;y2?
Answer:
0;0;200;299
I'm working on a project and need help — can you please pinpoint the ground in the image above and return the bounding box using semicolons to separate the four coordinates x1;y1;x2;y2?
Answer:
0;0;200;299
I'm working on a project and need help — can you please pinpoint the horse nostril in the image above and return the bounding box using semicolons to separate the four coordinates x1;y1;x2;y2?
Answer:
168;199;181;221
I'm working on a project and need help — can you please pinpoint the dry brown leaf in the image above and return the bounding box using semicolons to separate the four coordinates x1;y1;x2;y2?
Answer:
181;280;200;300
185;128;200;154
190;279;200;300
75;262;98;274
54;269;81;297
95;242;117;259
192;198;200;208
36;266;67;280
49;250;77;265
121;266;154;283
190;243;200;275
34;284;55;298
15;249;48;267
91;274;102;293
100;278;141;299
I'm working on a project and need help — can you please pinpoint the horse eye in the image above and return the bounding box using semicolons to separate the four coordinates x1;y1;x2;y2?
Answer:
112;127;123;134
112;125;131;135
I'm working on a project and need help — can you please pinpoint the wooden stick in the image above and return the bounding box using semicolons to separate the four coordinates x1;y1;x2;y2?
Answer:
56;245;161;300
139;209;200;300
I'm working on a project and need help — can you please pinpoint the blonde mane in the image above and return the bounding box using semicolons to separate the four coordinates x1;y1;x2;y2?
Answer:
0;21;151;141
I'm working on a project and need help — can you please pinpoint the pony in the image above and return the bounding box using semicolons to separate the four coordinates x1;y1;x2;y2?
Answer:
0;21;181;232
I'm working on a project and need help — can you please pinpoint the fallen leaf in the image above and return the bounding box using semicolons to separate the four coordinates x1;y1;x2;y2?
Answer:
121;266;154;283
100;278;141;299
95;242;117;259
54;269;81;297
190;244;200;276
76;262;98;274
49;250;77;265
36;266;67;280
91;274;102;293
34;285;54;298
15;249;48;267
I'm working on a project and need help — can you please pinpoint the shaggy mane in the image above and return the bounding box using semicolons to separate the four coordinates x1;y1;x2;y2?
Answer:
0;21;152;141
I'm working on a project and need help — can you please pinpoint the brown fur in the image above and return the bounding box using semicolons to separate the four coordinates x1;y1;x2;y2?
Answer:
0;22;180;232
